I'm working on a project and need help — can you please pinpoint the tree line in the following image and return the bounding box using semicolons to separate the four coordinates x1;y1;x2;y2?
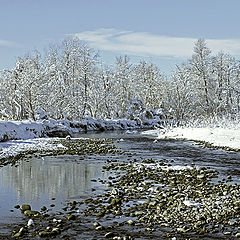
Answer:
0;38;240;121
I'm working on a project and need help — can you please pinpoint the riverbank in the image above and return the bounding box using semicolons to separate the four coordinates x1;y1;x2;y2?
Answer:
0;111;167;142
0;138;64;165
0;112;167;161
143;125;240;152
2;122;240;165
0;137;121;167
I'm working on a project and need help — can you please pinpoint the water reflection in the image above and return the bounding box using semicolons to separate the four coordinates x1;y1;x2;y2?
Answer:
0;155;109;222
2;132;240;227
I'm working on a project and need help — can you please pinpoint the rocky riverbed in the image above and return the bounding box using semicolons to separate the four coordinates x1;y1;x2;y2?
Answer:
0;137;122;167
10;158;240;239
2;136;240;239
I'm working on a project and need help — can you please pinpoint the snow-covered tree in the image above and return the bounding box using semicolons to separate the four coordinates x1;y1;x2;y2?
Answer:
88;64;115;118
166;64;195;119
132;61;165;109
41;39;99;120
112;56;133;118
0;52;43;120
189;39;214;116
2;37;240;122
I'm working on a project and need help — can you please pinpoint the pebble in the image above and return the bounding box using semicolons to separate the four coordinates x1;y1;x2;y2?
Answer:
127;220;134;225
27;219;34;227
20;204;31;212
236;233;240;238
95;226;104;230
104;232;115;238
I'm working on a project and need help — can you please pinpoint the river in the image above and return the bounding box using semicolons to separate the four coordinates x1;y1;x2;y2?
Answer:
0;131;240;239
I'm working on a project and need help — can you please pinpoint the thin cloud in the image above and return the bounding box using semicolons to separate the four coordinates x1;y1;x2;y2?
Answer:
0;39;18;48
71;28;240;58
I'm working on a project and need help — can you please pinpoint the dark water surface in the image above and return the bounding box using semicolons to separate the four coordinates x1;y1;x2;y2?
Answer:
0;131;240;238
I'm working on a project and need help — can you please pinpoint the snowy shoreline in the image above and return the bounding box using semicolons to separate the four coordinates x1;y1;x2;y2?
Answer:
0;116;167;160
143;126;240;151
0;138;66;160
1;116;239;162
0;115;168;142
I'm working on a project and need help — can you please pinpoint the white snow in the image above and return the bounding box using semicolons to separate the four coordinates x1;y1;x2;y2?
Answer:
0;116;167;160
0;138;65;160
53;219;62;223
183;200;202;207
0;115;166;142
0;120;45;141
1;116;239;163
143;126;240;151
134;162;193;172
162;165;193;171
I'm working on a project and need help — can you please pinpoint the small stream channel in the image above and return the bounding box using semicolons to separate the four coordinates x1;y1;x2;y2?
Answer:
0;131;240;239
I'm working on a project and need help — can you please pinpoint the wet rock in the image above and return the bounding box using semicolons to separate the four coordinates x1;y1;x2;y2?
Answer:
46;129;71;138
127;219;134;225
13;227;26;238
62;207;68;211
95;225;104;230
41;206;47;211
13;231;23;238
197;174;205;179
72;200;77;206
23;210;40;217
52;227;61;234
176;227;188;233
236;233;240;238
21;204;31;212
134;211;144;216
106;182;112;188
104;232;115;238
39;231;53;238
96;210;106;218
93;222;101;227
64;214;76;220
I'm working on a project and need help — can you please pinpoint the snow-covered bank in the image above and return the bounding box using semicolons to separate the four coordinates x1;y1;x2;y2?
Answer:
0;138;66;160
0;110;168;160
0;112;168;142
0;121;45;141
143;126;240;151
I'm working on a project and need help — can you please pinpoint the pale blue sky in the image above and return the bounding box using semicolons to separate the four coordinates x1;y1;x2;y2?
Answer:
1;0;240;74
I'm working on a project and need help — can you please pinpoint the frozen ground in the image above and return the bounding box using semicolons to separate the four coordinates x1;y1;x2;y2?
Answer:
0;138;66;160
143;126;240;151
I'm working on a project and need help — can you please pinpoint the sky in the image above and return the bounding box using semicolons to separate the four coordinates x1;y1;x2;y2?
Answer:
1;0;240;75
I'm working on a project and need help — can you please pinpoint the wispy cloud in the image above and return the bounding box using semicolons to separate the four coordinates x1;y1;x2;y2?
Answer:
71;28;240;58
0;39;18;48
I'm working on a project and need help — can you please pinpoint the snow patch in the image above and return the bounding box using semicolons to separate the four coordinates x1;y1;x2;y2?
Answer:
0;138;65;160
183;200;202;207
143;126;240;151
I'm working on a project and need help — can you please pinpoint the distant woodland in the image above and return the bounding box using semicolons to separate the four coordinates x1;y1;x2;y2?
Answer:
1;38;240;121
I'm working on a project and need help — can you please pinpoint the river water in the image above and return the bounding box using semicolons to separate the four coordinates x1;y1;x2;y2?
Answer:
0;131;240;238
